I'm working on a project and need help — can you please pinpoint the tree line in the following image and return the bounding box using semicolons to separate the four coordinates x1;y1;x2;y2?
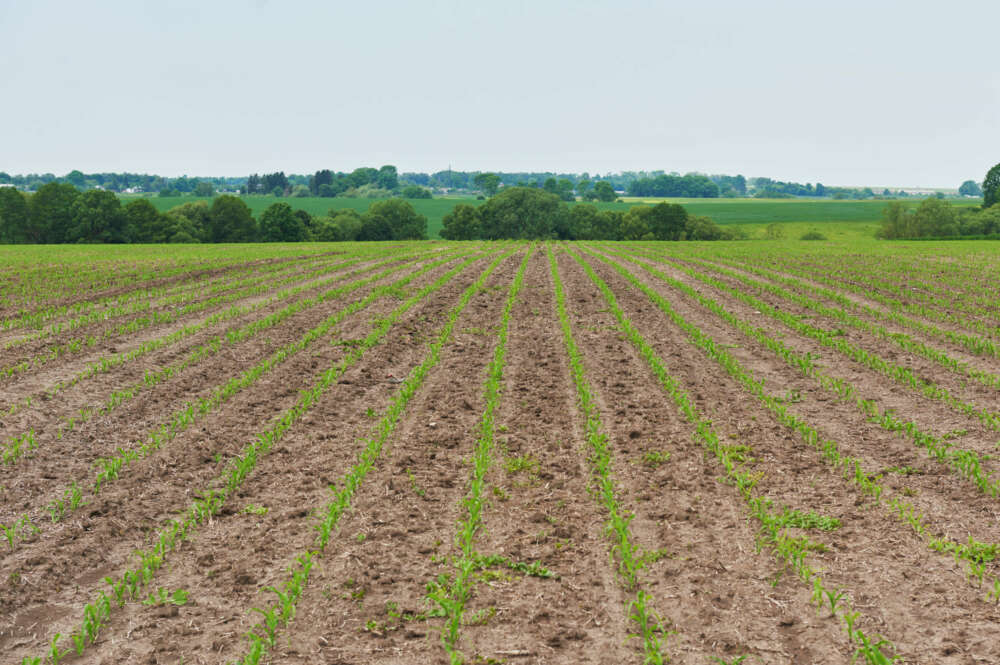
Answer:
878;163;1000;239
0;185;428;244
439;187;742;241
1;167;988;201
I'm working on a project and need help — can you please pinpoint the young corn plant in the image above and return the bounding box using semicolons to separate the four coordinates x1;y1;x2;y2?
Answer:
233;249;517;665
548;246;667;665
24;249;503;665
568;245;900;662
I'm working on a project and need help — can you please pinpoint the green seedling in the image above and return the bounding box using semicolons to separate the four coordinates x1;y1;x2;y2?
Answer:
640;450;671;468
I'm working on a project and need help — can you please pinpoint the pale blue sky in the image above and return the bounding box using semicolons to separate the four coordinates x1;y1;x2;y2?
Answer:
2;0;998;187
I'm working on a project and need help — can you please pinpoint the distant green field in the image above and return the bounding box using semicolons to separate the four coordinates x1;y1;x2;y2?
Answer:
125;194;981;239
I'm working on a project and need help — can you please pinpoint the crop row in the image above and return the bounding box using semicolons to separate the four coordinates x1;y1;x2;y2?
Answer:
1;252;333;348
0;252;374;379
605;248;1000;498
232;248;518;665
548;246;667;664
623;247;1000;433
586;246;1000;623
570;246;900;662
1;248;475;548
701;254;1000;358
0;249;433;457
16;248;505;664
728;250;1000;339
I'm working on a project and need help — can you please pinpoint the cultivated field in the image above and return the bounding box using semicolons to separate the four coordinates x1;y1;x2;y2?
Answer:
2;240;1000;664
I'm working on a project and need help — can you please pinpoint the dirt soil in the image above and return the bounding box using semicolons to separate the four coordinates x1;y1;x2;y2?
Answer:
3;243;1000;665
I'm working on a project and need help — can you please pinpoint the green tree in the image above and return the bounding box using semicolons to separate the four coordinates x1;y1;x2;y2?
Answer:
377;165;399;190
330;209;364;241
477;187;565;239
0;187;29;243
365;199;427;240
28;182;79;243
576;178;592;198
635;202;688;240
259;202;306;241
208;195;257;242
984;163;1000;208
401;185;432;199
912;198;958;236
439;204;481;240
592;181;616;202
65;170;86;188
958;180;982;197
620;210;651;240
68;189;127;243
473;173;502;197
567;204;600;240
165;202;210;242
592;210;624;240
193;181;215;197
124;199;167;242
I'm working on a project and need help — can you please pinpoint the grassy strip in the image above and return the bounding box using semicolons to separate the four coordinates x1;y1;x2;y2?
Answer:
0;251;436;463
590;246;1000;605
568;246;900;663
227;249;517;665
428;246;535;664
548;246;667;665
705;254;999;358
613;248;1000;433
1;249;473;546
17;248;505;665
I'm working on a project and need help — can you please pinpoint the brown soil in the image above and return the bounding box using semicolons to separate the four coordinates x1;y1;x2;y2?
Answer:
4;243;1000;665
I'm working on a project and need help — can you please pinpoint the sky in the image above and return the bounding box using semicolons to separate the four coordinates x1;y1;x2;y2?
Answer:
1;0;998;187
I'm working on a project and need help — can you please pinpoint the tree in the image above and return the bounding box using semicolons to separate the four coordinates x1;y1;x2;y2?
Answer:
209;195;257;242
124;199;167;242
401;185;432;199
68;189;127;243
620;210;651;240
592;181;616;202
632;202;688;240
983;163;1000;208
0;187;29;243
477;187;566;239
164;202;210;242
440;204;481;240
576;178;592;198
566;204;601;240
259;202;306;241
959;180;982;197
376;165;399;190
193;181;215;197
473;173;501;197
65;170;86;188
28;182;79;243
365;199;427;240
310;169;334;195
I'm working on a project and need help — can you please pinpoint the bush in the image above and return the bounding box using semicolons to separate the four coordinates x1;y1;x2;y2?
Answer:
800;230;827;240
400;185;432;199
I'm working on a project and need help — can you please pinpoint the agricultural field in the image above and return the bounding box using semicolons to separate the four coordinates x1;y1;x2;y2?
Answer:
2;239;1000;664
